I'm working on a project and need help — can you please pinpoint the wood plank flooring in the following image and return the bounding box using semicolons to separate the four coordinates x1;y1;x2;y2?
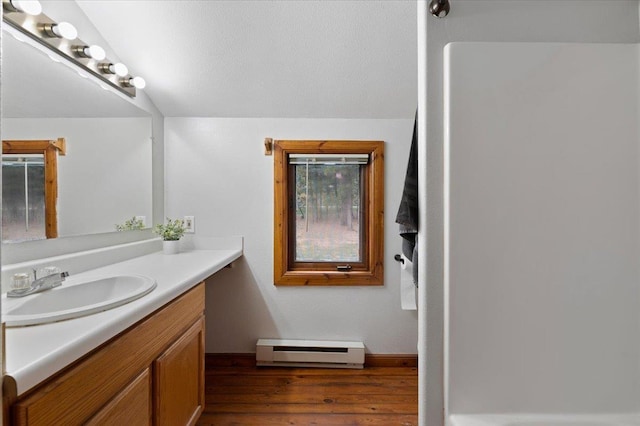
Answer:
196;363;418;425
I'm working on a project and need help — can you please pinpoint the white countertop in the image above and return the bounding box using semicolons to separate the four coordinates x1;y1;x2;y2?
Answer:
4;247;242;395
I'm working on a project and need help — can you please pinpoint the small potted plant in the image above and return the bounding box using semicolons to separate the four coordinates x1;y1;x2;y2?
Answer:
154;218;186;254
115;216;146;231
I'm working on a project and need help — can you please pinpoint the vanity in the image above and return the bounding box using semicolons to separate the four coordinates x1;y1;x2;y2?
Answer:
0;2;240;424
2;243;243;425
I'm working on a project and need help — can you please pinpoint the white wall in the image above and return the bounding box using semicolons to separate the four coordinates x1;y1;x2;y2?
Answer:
165;118;417;354
446;42;640;413
421;1;640;424
3;117;152;237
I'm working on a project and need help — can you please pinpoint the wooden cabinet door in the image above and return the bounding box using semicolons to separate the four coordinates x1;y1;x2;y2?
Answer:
153;317;205;426
7;284;206;426
85;368;152;426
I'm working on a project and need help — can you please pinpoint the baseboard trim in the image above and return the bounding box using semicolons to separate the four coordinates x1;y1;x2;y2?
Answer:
365;354;418;368
205;353;417;368
206;353;256;368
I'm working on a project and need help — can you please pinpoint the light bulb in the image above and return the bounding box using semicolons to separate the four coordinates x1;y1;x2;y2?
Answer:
113;63;128;77
121;76;146;89
10;31;27;43
132;76;146;89
74;44;106;60
57;22;77;40
87;45;106;60
44;22;77;40
100;62;129;77
10;0;42;15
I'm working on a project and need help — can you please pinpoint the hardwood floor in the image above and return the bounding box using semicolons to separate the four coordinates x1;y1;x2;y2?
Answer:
196;360;418;425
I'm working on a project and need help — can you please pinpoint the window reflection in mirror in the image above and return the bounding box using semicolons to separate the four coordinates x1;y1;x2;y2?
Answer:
2;138;66;242
2;154;46;242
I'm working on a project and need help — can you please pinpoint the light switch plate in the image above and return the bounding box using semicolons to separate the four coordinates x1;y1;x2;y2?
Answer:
184;216;195;233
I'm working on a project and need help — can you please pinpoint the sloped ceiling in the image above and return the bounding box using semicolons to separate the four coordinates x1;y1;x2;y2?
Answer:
76;0;417;119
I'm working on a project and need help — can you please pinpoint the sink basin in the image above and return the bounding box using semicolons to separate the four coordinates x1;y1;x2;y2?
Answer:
3;274;157;327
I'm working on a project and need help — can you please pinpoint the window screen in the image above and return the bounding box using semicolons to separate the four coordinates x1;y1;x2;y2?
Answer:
291;155;367;263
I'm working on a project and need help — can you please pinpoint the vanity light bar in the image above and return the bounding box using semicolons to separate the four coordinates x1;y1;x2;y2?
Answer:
2;0;144;98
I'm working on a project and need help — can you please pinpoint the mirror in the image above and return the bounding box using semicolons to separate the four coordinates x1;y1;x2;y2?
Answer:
1;30;153;243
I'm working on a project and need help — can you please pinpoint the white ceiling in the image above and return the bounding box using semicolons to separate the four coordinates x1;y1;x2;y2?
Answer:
75;0;417;119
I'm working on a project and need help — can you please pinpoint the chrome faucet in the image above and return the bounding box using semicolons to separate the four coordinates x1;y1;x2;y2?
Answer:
7;269;69;298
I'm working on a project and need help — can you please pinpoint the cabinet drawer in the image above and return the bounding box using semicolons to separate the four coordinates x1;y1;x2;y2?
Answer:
85;368;152;426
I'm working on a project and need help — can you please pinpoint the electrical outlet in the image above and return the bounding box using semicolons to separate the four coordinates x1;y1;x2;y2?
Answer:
184;216;195;233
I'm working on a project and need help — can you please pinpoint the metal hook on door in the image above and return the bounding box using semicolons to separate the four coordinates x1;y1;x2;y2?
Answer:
429;0;450;18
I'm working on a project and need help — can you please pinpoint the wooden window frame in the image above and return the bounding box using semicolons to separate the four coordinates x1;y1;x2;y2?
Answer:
274;140;384;286
2;138;66;239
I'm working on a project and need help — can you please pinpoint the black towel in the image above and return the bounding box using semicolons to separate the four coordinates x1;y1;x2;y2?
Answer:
396;111;419;285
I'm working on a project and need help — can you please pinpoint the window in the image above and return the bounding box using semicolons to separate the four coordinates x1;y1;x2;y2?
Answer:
2;154;46;241
274;140;384;286
2;138;65;242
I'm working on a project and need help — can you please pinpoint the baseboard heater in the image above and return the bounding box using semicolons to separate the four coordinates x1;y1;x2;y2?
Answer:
256;339;365;369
